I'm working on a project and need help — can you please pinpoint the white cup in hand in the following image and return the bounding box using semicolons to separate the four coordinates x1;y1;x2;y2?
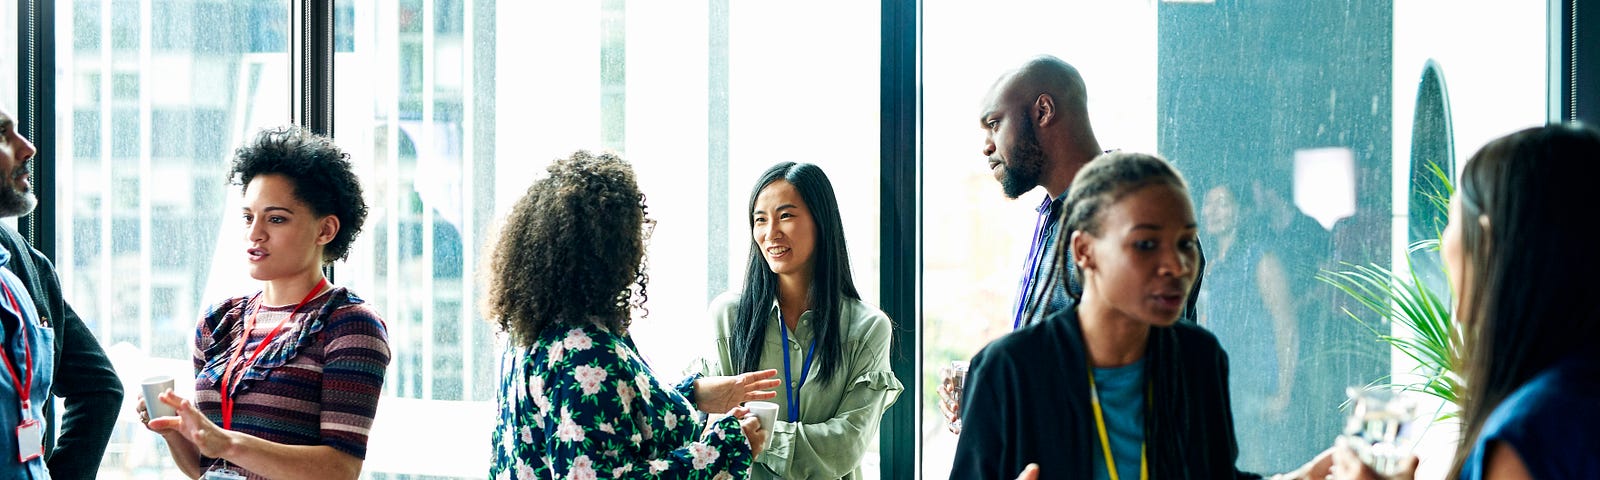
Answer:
745;401;779;448
141;375;177;418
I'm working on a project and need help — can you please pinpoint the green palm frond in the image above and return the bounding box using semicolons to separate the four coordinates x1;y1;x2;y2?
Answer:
1317;160;1460;421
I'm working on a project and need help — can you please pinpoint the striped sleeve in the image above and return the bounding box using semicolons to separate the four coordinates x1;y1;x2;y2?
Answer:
317;304;391;459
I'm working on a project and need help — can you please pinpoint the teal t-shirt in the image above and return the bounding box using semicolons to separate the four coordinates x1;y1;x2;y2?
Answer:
1091;358;1145;480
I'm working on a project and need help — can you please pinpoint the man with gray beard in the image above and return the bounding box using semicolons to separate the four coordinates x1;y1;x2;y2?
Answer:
0;106;122;479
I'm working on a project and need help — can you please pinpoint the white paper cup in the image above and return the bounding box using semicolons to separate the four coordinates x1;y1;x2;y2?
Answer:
141;375;177;418
746;400;779;446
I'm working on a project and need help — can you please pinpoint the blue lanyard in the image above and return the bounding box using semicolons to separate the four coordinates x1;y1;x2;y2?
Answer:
778;316;818;423
1012;196;1055;329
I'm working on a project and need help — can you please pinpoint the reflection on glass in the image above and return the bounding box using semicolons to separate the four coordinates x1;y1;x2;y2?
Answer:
55;1;291;477
926;1;1543;478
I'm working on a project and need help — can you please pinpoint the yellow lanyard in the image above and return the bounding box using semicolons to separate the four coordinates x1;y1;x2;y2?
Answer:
1087;365;1149;480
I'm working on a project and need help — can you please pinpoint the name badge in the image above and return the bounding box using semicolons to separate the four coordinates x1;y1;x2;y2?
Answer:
16;419;41;463
202;468;247;480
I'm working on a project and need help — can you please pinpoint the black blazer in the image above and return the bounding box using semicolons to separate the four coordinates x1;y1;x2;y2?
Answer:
951;306;1260;480
0;225;123;479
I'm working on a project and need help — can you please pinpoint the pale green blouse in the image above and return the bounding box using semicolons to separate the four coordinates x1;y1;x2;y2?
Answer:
688;292;903;480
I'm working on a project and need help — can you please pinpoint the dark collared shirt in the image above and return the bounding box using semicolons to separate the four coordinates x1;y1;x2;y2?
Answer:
1011;194;1079;329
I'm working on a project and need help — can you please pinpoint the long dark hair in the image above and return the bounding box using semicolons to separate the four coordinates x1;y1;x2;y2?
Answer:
1447;123;1600;477
731;162;858;387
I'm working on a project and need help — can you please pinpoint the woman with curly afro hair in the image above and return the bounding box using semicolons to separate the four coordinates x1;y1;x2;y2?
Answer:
137;126;391;480
487;150;777;480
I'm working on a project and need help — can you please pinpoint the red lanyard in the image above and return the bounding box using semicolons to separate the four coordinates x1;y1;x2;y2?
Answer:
0;284;31;414
219;278;327;430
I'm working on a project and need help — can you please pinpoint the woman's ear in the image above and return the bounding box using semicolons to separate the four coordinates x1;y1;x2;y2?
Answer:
1477;214;1490;236
1070;229;1093;272
317;215;341;246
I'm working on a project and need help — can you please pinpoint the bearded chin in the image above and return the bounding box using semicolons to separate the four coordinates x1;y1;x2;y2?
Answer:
1000;169;1035;199
1000;125;1046;199
0;188;37;218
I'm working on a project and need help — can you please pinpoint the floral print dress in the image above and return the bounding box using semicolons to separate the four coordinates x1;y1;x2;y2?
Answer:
491;323;754;479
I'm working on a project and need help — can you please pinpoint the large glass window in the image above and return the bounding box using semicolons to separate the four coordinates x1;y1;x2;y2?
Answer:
921;1;1545;478
2;0;16;122
335;1;879;477
53;0;291;477
23;0;1555;477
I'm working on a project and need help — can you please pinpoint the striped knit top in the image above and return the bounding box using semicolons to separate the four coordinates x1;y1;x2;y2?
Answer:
191;286;390;478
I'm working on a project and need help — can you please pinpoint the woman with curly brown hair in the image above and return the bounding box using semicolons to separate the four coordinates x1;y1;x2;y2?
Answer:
487;151;777;480
137;126;390;480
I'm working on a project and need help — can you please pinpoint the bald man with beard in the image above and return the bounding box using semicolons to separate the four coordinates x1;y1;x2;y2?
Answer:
940;55;1166;432
939;54;1206;433
980;55;1103;331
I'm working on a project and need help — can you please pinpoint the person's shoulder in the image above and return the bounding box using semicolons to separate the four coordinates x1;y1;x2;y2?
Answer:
201;295;253;322
706;291;743;336
841;297;893;332
0;222;23;253
548;323;640;369
196;295;253;340
1171;318;1216;340
328;289;384;323
978;310;1068;363
709;290;741;314
1169;321;1222;348
1489;356;1600;430
1478;355;1600;474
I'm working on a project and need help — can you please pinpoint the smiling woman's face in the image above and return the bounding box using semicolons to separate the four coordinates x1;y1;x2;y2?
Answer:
751;180;817;280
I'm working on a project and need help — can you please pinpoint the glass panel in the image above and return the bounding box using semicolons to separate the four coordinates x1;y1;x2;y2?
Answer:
1387;3;1546;477
923;2;1544;478
2;0;12;233
2;0;15;117
337;1;879;477
52;0;291;477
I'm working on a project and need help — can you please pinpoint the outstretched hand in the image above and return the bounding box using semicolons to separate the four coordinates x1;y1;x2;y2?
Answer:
146;390;237;459
694;369;781;413
1015;463;1040;480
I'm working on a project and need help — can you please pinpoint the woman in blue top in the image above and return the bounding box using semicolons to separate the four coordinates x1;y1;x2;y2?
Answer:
1333;124;1600;479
